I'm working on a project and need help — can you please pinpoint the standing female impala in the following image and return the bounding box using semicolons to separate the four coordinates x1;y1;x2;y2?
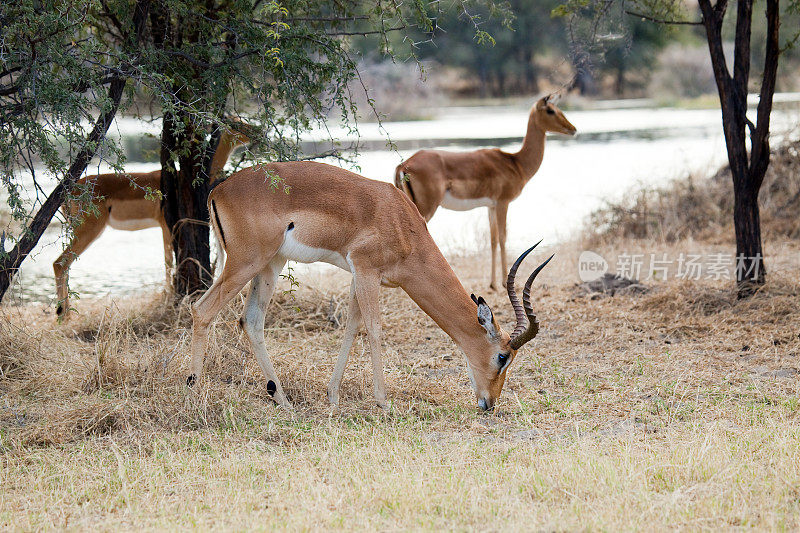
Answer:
189;161;552;410
395;95;575;290
54;125;250;317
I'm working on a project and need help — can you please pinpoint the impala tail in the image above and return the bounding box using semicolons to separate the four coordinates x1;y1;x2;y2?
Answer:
394;164;417;206
209;198;227;274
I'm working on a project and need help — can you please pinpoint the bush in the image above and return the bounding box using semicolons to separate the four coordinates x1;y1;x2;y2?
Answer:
585;140;800;244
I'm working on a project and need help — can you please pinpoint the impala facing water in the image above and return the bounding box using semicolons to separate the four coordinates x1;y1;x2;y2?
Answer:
395;95;575;290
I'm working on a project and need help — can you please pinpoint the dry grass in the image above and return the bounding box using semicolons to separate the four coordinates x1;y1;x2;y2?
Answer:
585;140;800;245
1;241;799;529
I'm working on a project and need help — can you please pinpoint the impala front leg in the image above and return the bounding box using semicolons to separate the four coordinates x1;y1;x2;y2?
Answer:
160;220;174;288
489;206;499;291
496;202;510;288
328;280;362;406
54;212;107;318
352;268;388;409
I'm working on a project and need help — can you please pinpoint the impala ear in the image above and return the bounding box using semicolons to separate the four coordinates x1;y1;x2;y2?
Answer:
536;96;549;109
475;297;500;340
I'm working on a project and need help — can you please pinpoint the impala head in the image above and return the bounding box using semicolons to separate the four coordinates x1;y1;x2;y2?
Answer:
468;243;554;411
221;117;253;148
533;94;576;136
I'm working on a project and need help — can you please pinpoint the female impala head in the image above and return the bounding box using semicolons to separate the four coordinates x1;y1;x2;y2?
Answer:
467;244;553;411
533;94;577;136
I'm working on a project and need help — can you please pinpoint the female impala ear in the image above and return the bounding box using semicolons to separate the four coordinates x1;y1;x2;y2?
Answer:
476;298;500;339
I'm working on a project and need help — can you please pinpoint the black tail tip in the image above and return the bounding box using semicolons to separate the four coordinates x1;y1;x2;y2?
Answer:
56;304;64;316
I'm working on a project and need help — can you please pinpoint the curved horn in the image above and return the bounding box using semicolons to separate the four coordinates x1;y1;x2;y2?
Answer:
506;241;542;340
509;253;554;351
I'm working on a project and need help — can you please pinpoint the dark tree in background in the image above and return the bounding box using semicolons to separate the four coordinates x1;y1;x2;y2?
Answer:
411;0;567;97
603;17;669;96
559;0;800;296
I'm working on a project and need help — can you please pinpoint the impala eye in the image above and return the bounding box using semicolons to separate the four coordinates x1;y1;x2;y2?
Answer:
497;353;509;367
546;108;555;115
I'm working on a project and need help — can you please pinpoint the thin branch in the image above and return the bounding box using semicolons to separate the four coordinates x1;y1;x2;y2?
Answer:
287;15;369;22
326;25;405;36
624;10;702;26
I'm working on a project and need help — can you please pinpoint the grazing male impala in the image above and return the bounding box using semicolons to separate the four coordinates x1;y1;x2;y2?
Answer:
189;161;552;411
395;95;575;290
54;125;250;317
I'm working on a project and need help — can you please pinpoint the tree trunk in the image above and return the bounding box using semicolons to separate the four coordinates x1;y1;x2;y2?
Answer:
699;0;778;298
733;179;766;295
0;0;150;303
615;66;625;97
160;112;213;300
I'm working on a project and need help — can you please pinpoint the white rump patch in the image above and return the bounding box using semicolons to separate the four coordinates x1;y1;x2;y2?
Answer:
108;216;159;231
440;191;495;211
278;228;349;271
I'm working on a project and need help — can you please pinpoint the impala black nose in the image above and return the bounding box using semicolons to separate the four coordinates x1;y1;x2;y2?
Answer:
478;397;494;411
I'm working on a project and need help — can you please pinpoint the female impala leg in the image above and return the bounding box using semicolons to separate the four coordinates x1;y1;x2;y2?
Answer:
496;202;510;288
160;219;174;287
53;211;108;317
488;206;499;290
241;258;292;409
327;281;362;406
352;268;388;409
188;254;260;384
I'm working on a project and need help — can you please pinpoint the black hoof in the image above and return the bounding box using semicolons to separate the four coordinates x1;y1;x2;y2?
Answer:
186;374;197;387
56;304;64;316
267;380;277;397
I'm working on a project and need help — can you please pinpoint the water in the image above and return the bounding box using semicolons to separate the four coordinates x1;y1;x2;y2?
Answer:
5;97;800;305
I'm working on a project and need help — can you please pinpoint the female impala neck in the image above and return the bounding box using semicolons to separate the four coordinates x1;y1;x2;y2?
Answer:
400;246;494;363
513;114;546;178
209;136;240;177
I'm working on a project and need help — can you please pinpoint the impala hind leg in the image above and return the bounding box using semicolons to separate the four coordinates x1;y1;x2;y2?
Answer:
53;214;107;318
488;206;499;290
327;281;362;406
352;269;388;409
241;258;293;409
189;257;259;384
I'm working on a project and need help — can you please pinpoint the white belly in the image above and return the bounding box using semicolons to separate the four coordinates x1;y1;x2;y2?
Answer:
108;216;160;231
278;231;350;271
440;191;495;211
